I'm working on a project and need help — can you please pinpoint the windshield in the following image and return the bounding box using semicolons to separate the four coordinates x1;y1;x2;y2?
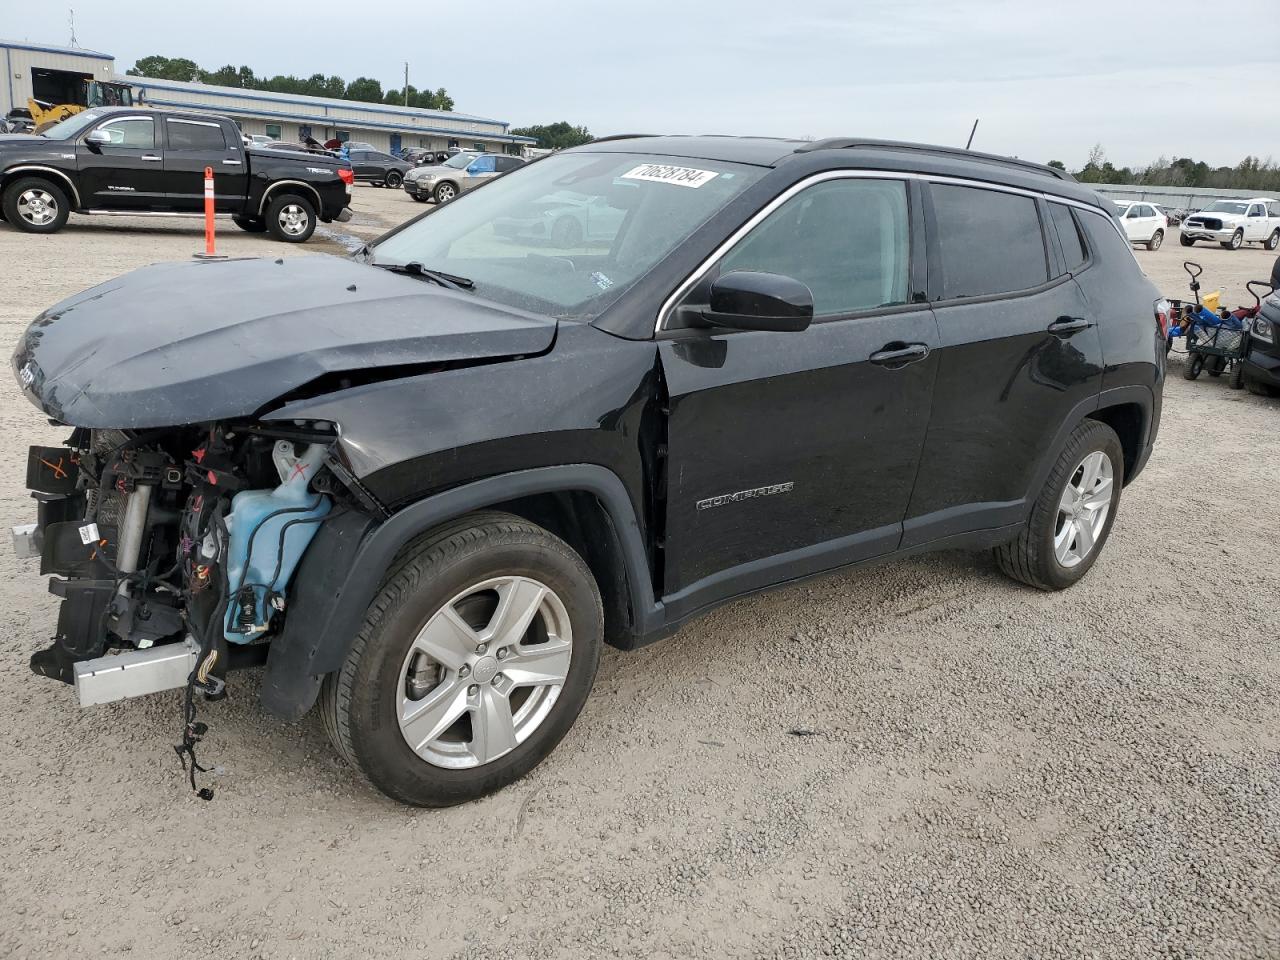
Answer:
443;153;474;169
1204;201;1249;214
40;110;104;141
370;151;765;319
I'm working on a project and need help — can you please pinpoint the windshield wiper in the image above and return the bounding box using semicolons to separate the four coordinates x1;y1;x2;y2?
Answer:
371;260;474;291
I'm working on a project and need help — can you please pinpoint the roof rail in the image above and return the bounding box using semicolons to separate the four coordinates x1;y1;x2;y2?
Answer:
588;133;655;144
796;138;1075;182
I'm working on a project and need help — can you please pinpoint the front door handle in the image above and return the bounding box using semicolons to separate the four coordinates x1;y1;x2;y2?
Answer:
140;154;161;162
222;158;242;166
869;342;930;367
1048;316;1092;335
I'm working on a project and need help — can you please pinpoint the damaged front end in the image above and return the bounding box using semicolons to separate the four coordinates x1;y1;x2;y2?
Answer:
18;420;357;713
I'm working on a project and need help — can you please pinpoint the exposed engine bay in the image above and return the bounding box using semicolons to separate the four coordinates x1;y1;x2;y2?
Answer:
19;420;364;796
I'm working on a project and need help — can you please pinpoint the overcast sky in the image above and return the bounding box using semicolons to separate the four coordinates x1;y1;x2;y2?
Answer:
2;0;1276;169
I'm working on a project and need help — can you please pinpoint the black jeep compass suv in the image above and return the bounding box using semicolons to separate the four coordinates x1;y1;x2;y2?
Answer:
11;136;1164;806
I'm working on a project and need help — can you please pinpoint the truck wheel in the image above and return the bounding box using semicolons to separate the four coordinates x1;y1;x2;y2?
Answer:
994;419;1123;591
1179;234;1194;246
1223;229;1244;250
1266;229;1279;251
385;171;403;188
265;193;317;243
320;511;603;807
2;177;70;234
1182;355;1203;380
1146;229;1163;251
232;215;267;233
433;181;457;204
1244;370;1279;397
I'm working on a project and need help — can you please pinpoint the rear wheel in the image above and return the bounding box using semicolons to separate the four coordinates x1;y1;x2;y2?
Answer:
385;170;403;189
321;512;603;807
994;419;1123;591
2;177;70;234
1147;229;1163;251
265;193;317;243
1205;354;1226;377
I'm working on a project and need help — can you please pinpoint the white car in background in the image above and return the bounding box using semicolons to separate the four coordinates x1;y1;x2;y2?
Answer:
1181;198;1280;251
1113;200;1168;251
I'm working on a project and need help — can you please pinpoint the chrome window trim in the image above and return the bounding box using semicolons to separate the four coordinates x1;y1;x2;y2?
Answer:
654;168;1123;335
167;118;222;128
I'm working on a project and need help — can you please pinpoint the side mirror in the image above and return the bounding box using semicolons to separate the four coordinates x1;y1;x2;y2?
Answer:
701;271;813;332
84;129;111;147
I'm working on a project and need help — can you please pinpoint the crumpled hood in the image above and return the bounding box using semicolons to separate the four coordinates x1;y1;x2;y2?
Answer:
12;254;557;428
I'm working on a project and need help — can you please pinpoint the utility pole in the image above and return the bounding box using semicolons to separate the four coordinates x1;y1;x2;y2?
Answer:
404;62;409;107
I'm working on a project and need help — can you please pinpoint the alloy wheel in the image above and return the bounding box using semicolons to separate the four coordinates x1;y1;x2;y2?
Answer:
17;188;58;226
1054;451;1113;568
437;184;456;202
277;204;309;236
397;576;572;769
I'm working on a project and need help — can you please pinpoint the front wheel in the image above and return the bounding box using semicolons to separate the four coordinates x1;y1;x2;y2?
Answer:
1223;229;1244;250
265;193;317;243
433;181;458;204
385;170;403;189
321;512;603;807
1147;229;1163;251
1179;234;1195;247
994;419;1123;591
2;177;70;234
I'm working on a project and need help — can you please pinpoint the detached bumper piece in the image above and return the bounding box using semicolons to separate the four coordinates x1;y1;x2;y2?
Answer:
74;637;200;707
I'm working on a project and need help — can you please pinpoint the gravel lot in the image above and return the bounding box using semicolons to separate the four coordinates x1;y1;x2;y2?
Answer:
1;188;1277;960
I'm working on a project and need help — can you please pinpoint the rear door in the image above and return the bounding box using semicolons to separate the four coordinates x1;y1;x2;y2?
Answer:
75;114;164;209
658;174;939;615
902;183;1104;546
162;117;245;211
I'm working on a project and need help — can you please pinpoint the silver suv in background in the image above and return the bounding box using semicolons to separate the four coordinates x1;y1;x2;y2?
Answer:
403;152;525;203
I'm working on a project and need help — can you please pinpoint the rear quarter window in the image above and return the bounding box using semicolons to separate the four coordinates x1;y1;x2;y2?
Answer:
1049;203;1088;274
930;183;1048;299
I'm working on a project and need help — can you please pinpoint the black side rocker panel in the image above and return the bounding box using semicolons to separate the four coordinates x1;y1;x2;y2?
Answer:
260;464;662;720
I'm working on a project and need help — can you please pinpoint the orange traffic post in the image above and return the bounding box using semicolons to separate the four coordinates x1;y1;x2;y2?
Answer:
193;166;225;260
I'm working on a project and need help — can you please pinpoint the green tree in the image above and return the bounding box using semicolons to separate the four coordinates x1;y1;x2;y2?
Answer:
344;77;384;103
509;121;593;149
126;55;202;81
1046;160;1065;171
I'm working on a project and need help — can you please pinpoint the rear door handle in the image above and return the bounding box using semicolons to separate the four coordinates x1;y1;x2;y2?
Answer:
869;342;930;367
1048;316;1092;335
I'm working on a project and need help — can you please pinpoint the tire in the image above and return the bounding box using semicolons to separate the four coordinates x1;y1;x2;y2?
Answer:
1244;370;1279;397
265;193;317;243
1182;354;1203;380
1204;354;1226;377
1179;234;1195;247
994;419;1124;591
1223;229;1244;251
1228;362;1245;390
433;181;458;204
232;215;267;233
551;215;583;247
1266;229;1280;252
385;170;403;189
1147;230;1163;251
1;176;70;234
320;511;603;807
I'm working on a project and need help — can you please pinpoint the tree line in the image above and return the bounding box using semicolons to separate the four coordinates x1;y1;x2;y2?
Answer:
508;121;593;150
125;55;454;111
1047;145;1280;191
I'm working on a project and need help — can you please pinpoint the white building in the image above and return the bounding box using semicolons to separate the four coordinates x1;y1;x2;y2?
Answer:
1;38;535;156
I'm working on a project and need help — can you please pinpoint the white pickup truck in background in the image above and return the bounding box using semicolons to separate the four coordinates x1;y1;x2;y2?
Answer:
1181;198;1280;251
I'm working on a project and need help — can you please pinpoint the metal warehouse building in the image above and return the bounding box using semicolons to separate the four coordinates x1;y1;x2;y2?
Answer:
2;39;535;155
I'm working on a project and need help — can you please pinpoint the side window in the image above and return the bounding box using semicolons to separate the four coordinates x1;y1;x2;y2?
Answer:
1126;205;1142;219
350;151;369;161
468;155;497;174
495;156;520;172
93;117;154;149
718;178;910;317
1248;204;1264;218
1049;203;1088;273
930;184;1048;299
166;119;227;150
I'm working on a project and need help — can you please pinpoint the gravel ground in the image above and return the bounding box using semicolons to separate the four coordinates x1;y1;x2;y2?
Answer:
0;189;1277;960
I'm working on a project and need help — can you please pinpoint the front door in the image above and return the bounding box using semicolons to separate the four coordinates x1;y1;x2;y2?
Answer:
162;117;246;212
462;154;497;193
658;175;938;617
1245;203;1268;241
76;115;165;209
903;185;1104;545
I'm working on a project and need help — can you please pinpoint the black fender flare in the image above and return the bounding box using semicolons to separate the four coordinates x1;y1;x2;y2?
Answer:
259;464;659;720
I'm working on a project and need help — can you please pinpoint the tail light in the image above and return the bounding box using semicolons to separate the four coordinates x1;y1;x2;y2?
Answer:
1155;298;1171;336
338;167;354;186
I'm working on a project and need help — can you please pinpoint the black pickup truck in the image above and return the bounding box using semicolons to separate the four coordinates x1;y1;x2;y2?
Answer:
0;106;352;242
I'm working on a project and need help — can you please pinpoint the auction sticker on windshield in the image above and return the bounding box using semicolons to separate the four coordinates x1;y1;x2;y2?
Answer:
621;163;719;188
